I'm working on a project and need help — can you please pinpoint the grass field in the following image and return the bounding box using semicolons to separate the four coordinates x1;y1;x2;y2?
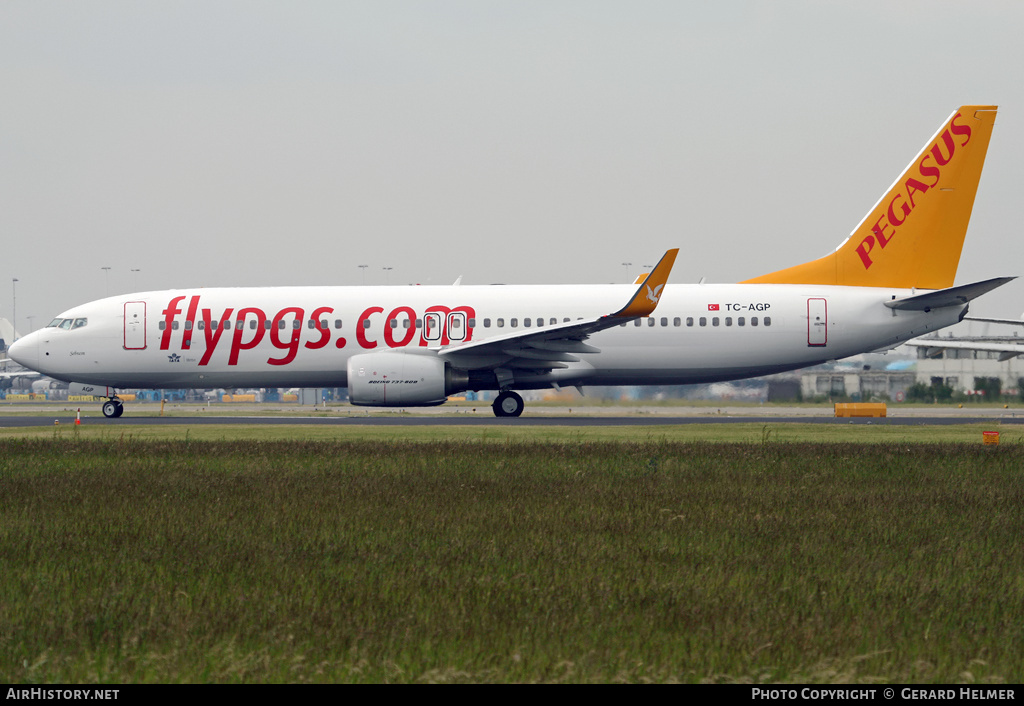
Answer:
3;419;1024;445
2;435;1023;683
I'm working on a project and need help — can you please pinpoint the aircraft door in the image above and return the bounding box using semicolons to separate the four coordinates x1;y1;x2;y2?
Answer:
124;301;147;350
807;298;827;347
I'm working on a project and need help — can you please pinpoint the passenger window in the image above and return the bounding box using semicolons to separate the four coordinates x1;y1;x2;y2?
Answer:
468;318;476;327
402;319;411;329
496;318;504;328
158;321;166;330
185;321;193;330
647;318;655;327
484;318;491;327
725;317;732;326
686;317;694;327
764;317;772;326
661;317;668;327
738;317;745;326
172;321;179;330
751;317;758;326
699;317;707;327
712;317;719;326
551;318;557;325
334;319;343;329
524;318;531;328
673;317;681;327
292;320;300;329
388;319;397;329
510;318;518;327
250;320;257;330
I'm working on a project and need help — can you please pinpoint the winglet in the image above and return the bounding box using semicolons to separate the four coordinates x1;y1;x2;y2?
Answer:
610;249;678;317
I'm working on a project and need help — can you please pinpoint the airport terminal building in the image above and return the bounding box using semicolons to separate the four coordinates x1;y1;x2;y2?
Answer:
800;347;1024;401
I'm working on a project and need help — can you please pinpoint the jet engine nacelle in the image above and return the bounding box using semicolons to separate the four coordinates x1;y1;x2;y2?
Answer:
347;351;468;407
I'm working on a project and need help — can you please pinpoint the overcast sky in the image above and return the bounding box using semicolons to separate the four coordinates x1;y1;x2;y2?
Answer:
3;0;1024;334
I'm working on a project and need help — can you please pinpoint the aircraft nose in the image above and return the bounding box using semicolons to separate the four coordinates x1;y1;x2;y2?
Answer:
8;332;39;370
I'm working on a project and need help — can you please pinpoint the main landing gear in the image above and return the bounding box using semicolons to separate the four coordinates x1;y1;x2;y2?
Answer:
492;390;524;418
101;397;124;418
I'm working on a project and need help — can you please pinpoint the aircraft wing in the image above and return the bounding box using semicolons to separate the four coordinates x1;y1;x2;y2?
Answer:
0;370;42;380
440;249;678;373
906;338;1024;362
0;358;43;380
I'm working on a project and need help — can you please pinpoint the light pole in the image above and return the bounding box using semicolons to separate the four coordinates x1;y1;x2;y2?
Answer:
131;268;140;290
383;266;393;284
621;262;632;281
358;264;368;284
101;267;111;296
26;315;34;334
11;278;17;342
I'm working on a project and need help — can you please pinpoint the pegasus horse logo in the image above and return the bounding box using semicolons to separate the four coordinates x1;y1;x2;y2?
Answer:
646;283;664;304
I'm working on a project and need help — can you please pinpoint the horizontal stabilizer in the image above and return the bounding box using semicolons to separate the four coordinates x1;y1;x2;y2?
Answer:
884;277;1015;311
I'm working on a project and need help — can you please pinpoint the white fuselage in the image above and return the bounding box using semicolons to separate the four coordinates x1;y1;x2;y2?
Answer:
9;282;962;393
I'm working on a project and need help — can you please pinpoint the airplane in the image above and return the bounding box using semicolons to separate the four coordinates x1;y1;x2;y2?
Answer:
8;105;1013;419
0;358;44;384
908;315;1024;362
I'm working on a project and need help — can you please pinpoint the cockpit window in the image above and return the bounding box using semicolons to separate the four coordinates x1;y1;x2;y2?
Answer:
47;317;88;330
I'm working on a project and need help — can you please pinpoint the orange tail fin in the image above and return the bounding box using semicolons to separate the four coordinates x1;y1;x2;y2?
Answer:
743;106;997;289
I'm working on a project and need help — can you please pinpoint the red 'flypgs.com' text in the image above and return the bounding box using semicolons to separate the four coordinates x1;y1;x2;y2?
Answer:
159;296;476;366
